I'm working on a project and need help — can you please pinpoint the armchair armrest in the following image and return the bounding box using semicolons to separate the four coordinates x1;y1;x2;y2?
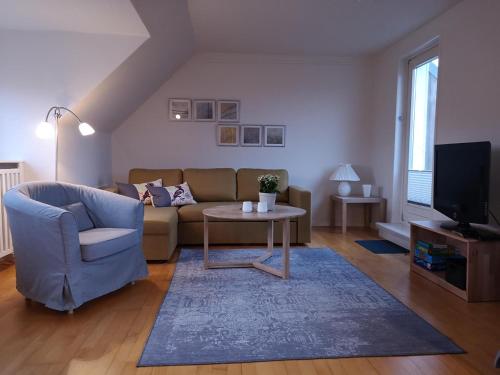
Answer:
3;190;81;269
289;185;311;243
101;185;118;194
77;186;144;234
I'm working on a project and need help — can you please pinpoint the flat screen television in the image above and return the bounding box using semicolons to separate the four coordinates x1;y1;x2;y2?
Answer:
433;141;491;237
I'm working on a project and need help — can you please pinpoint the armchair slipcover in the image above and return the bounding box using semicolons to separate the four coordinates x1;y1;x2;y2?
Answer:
3;182;148;312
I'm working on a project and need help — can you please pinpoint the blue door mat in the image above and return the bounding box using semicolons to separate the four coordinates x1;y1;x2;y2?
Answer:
355;240;409;254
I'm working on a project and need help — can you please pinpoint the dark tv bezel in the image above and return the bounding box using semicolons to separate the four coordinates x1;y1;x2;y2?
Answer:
433;141;491;227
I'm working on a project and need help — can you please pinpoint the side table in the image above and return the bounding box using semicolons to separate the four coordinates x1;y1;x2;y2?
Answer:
331;195;386;234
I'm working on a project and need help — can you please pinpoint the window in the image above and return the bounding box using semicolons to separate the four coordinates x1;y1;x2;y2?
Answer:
406;51;439;207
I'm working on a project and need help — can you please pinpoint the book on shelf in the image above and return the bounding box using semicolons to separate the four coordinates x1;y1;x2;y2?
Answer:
415;240;452;256
415;247;448;264
414;257;447;271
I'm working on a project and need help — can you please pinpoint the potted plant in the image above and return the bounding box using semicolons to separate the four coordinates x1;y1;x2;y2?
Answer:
257;174;280;210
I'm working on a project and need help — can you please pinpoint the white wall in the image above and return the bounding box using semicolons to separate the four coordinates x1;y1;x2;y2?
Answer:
369;0;500;223
112;53;374;225
0;28;146;184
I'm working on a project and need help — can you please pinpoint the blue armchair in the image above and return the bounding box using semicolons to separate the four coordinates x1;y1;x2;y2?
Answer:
3;182;148;312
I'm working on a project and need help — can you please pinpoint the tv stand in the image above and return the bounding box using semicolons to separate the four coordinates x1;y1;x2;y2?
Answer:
440;221;477;238
410;220;500;302
440;221;500;241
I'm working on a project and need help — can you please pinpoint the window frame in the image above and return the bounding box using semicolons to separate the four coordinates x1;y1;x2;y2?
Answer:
401;45;440;221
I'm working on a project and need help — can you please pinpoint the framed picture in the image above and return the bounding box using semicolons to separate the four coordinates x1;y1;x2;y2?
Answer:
217;125;239;146
264;125;286;147
169;99;191;121
240;125;262;147
193;100;216;121
217;100;240;122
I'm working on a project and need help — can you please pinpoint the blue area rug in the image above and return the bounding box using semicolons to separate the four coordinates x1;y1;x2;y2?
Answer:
138;248;462;366
356;240;409;254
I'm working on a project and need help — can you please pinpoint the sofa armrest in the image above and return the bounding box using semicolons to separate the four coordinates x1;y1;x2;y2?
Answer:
289;185;311;243
101;185;118;194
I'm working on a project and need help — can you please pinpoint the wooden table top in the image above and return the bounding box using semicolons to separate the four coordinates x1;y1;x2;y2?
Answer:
203;204;306;221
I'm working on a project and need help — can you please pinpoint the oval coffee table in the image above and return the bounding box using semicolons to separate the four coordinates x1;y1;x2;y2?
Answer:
202;204;306;279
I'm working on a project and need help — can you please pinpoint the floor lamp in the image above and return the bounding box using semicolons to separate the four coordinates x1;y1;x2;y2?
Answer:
36;106;95;181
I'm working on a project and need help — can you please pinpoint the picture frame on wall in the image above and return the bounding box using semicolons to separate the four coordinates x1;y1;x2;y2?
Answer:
217;100;240;122
193;100;216;121
240;125;262;147
217;125;239;146
264;125;286;147
169;99;191;121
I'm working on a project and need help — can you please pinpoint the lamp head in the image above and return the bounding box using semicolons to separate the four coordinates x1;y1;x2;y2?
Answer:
36;121;56;139
78;122;95;136
329;163;360;182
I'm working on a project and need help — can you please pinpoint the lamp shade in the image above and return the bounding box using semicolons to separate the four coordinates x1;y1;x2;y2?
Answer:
78;122;95;136
36;121;56;139
329;164;360;182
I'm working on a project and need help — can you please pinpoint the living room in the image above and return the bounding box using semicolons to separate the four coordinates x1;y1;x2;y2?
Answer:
0;0;499;374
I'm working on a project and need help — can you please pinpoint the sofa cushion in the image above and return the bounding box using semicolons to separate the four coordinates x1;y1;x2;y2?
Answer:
183;168;236;202
237;169;289;202
178;202;237;222
143;205;178;234
79;228;139;261
129;169;183;187
62;202;94;232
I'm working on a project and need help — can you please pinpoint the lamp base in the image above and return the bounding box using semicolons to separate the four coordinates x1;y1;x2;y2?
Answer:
337;181;352;196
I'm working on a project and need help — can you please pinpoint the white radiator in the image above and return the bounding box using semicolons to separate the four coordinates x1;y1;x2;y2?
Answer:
0;162;23;258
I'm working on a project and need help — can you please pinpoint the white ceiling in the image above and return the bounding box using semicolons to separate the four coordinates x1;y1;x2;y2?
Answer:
0;0;149;37
188;0;461;56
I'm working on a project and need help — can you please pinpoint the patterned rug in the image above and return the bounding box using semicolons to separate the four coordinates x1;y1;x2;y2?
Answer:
138;248;463;366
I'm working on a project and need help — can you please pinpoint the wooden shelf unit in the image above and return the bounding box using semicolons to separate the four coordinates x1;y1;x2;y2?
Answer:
410;221;500;302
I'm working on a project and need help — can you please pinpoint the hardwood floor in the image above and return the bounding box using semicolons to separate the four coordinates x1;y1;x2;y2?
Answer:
0;227;499;375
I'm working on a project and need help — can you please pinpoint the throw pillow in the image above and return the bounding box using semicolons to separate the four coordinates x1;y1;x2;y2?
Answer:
146;185;172;207
62;202;94;232
165;182;197;206
116;182;140;200
134;179;162;205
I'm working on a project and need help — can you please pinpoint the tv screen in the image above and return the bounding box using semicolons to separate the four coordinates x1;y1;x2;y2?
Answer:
433;141;491;226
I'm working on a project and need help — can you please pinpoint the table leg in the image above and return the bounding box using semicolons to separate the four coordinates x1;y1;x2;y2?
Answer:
379;199;387;223
267;220;274;252
203;215;208;269
342;202;347;234
283;218;290;279
364;204;372;228
256;220;274;263
331;197;336;228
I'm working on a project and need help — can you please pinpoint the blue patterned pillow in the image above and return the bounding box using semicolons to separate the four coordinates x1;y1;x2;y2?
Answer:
116;182;139;200
146;185;172;207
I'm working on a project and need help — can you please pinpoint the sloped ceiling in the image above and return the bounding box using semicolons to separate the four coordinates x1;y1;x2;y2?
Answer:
0;0;148;37
67;0;195;132
188;0;461;56
0;0;150;181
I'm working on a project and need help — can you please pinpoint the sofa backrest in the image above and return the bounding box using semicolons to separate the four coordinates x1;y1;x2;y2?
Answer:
183;168;237;202
129;169;183;186
237;169;289;202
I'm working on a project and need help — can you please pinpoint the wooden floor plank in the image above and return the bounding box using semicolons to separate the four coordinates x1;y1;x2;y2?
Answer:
0;227;498;374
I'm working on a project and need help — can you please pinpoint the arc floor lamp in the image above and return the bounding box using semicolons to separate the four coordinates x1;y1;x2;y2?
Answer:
36;106;95;181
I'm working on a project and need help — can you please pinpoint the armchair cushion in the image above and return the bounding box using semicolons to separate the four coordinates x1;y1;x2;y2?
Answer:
62;202;94;232
79;228;139;261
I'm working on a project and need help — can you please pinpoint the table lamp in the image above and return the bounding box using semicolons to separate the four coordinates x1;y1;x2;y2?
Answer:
330;164;360;196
